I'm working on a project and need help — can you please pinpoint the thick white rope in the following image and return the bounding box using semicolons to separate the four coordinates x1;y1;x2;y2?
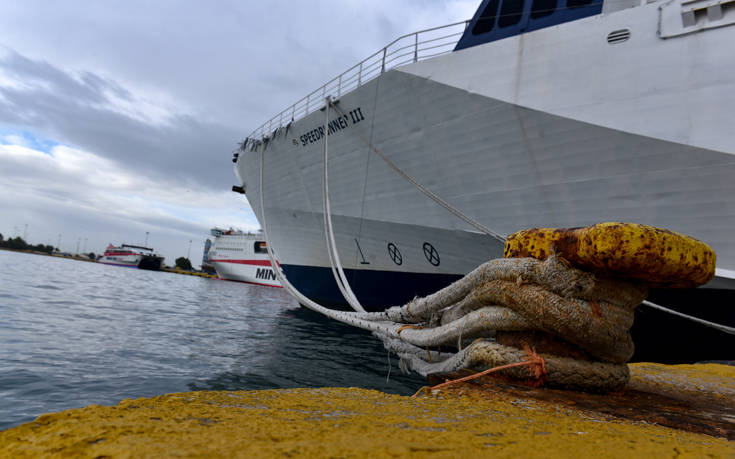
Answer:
641;300;735;335
260;142;361;320
322;97;365;312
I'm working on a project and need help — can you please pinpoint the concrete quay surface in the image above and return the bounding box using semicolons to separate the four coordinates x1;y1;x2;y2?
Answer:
1;363;733;458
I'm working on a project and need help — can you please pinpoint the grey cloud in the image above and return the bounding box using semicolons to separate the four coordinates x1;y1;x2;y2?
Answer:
1;50;108;106
0;1;476;129
0;2;476;193
0;49;240;191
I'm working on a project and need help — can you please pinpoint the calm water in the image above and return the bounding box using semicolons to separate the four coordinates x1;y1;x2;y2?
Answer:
0;250;423;430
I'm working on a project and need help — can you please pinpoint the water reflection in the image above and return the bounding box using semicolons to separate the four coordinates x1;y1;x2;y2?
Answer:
189;306;424;394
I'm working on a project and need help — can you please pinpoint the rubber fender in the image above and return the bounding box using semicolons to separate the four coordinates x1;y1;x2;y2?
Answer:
503;222;716;288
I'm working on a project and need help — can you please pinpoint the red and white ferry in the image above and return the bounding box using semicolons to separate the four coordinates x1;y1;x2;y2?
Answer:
207;228;281;287
98;244;164;271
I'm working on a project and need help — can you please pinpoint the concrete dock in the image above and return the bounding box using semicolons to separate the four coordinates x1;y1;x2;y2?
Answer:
1;362;733;457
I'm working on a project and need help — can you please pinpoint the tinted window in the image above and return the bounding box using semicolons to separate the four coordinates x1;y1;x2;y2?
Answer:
567;0;593;8
254;241;268;254
472;0;501;34
530;0;556;18
498;0;525;28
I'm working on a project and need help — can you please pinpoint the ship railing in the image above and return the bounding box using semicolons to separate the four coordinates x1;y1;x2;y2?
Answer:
248;20;469;140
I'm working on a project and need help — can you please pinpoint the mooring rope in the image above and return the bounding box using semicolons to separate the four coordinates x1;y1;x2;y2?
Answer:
641;300;735;335
259;142;364;320
322;97;365;312
412;344;547;397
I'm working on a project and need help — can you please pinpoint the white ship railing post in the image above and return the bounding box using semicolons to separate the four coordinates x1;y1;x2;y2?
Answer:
414;33;419;62
358;62;363;86
337;74;342;98
381;47;387;73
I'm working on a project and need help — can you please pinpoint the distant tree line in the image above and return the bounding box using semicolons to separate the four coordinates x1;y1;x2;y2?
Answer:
175;257;193;270
0;233;55;254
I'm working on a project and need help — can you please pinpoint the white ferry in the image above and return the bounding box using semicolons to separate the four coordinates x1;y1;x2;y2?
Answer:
233;0;734;360
98;244;163;270
207;228;281;287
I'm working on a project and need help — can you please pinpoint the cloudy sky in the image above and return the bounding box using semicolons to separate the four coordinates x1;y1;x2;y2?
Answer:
0;0;477;265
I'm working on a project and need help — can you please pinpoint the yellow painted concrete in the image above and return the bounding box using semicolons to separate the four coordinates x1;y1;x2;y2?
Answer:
504;222;716;287
629;362;735;400
2;364;733;458
162;267;217;279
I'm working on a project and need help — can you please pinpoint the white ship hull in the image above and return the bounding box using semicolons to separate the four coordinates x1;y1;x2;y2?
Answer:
211;260;281;287
237;1;735;310
208;231;281;288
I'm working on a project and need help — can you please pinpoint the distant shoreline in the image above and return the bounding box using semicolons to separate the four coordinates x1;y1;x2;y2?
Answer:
0;246;97;262
0;247;216;278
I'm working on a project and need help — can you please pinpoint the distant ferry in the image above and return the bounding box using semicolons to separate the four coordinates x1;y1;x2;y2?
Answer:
207;228;281;287
98;244;163;270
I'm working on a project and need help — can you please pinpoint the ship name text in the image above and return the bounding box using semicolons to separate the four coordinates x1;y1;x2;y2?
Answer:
298;107;365;146
255;268;277;281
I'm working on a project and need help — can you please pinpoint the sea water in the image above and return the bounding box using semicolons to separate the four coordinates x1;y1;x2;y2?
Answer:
0;250;423;430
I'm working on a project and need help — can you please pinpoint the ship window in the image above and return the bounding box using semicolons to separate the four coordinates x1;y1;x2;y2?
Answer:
254;241;268;254
566;0;593;8
498;0;525;27
472;0;501;34
530;0;556;18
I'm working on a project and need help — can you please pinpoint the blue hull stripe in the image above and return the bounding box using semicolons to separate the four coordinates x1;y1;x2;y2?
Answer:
281;264;461;311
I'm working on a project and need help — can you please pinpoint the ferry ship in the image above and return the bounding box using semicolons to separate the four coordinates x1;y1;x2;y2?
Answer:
234;0;735;359
98;244;163;270
207;228;281;287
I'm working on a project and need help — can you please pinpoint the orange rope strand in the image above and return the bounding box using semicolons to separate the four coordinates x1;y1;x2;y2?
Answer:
412;345;546;397
397;324;424;334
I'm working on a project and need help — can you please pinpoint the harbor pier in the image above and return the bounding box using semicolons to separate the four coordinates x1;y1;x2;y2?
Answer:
1;362;733;457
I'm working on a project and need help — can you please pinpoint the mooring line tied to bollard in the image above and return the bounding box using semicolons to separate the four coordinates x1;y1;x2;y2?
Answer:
385;223;720;394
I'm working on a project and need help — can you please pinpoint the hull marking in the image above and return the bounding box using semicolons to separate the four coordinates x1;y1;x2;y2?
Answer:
423;242;440;267
388;243;403;266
